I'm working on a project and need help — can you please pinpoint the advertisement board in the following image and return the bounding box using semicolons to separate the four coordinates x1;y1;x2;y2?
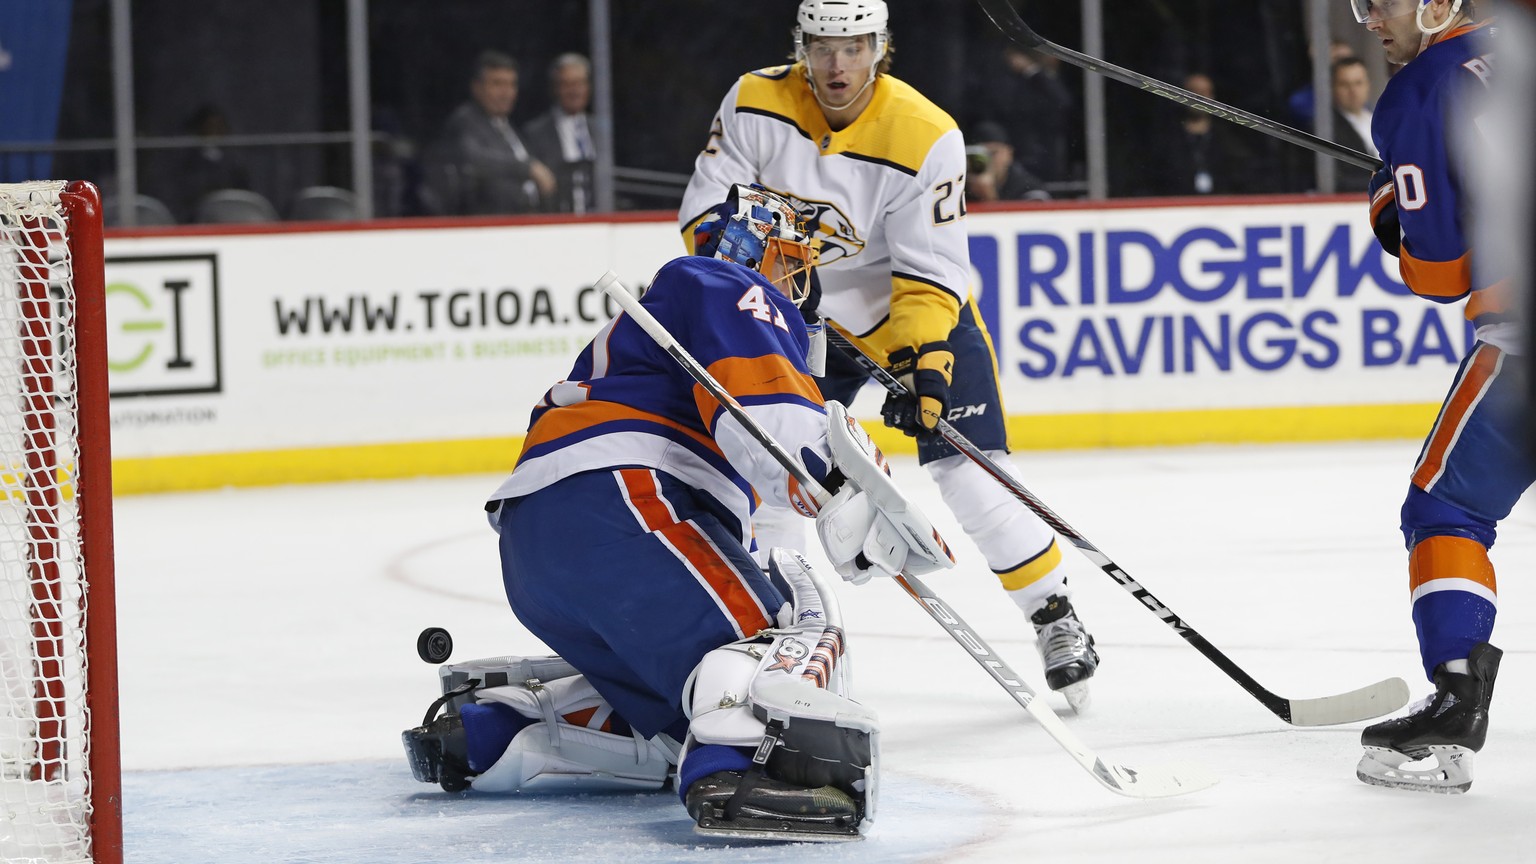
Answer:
103;200;1455;492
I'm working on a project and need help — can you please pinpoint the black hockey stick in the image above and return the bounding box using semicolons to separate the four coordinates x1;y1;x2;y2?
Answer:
973;0;1383;172
596;270;1216;799
825;327;1408;726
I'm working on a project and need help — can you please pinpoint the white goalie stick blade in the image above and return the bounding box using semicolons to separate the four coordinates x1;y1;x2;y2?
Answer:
1286;678;1412;727
1029;699;1219;799
898;572;1217;799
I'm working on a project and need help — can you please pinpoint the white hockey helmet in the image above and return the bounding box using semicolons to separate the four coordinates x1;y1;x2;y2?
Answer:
795;0;890;57
1348;0;1465;34
794;0;891;111
796;0;889;37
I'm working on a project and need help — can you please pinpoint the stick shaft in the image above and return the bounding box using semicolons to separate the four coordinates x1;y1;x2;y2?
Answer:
825;327;1406;725
974;0;1381;171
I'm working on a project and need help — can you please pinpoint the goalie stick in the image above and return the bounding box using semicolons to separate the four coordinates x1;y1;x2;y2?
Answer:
824;327;1409;727
595;269;1216;799
973;0;1382;172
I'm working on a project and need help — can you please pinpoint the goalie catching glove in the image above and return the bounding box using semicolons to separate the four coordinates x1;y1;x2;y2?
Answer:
814;401;955;584
881;341;954;435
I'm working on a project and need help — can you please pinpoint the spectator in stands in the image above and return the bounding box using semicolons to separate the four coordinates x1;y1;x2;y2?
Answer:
1128;72;1266;197
166;104;252;223
523;53;598;214
967;45;1074;185
1288;40;1357;127
965;121;1049;203
422;50;556;215
1325;56;1379;189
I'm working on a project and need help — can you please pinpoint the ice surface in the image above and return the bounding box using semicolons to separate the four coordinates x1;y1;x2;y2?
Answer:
115;441;1535;862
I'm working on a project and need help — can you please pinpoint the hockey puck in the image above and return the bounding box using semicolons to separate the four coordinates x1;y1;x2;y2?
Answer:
416;627;453;664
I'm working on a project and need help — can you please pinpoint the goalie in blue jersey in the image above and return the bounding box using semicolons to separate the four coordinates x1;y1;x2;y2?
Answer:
1349;0;1531;794
401;184;953;842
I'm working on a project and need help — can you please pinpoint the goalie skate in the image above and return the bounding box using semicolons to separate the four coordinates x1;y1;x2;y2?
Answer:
686;770;862;843
1355;642;1500;795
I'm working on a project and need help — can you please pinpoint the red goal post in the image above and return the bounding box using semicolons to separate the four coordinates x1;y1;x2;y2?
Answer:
0;181;121;864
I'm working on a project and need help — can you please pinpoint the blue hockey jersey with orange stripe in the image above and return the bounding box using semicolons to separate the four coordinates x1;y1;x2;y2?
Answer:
1371;21;1512;342
489;256;829;547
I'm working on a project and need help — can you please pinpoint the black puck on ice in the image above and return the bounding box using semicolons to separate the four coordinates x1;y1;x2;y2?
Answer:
416;627;453;664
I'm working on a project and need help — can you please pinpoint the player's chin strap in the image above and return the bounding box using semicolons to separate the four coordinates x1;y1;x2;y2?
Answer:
1417;0;1463;35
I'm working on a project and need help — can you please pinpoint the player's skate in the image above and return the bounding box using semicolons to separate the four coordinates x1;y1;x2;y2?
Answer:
1030;594;1099;713
1356;642;1500;794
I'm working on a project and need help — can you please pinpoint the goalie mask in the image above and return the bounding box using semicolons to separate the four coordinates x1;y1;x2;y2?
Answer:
695;184;820;306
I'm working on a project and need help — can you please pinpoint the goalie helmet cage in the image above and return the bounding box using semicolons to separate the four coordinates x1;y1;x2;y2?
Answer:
0;181;122;864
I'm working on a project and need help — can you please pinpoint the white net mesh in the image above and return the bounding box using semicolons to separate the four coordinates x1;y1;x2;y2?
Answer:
0;181;94;864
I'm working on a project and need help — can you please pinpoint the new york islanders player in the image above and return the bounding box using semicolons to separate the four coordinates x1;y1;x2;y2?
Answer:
402;184;954;840
1351;0;1531;793
679;0;1099;709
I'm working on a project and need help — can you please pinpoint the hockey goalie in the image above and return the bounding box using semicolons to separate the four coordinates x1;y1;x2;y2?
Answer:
401;184;953;841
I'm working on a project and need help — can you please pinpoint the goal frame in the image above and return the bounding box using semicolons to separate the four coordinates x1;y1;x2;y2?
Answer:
6;179;121;864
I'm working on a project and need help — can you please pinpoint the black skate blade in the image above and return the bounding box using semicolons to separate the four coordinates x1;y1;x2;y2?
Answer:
693;808;862;843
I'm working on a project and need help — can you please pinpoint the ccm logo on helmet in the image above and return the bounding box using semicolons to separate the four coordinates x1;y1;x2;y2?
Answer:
816;14;853;20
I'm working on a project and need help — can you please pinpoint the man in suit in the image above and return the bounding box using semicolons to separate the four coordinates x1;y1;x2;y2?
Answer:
523;53;598;214
1327;56;1379;191
423;51;556;215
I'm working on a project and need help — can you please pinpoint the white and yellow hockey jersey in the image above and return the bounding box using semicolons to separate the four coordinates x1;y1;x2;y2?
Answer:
680;65;972;360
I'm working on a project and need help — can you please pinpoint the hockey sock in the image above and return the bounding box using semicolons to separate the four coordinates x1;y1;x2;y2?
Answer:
461;702;534;774
677;744;753;804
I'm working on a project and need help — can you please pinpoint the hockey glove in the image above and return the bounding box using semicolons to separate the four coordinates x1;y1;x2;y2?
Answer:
1369;166;1401;258
881;341;954;436
814;401;955;585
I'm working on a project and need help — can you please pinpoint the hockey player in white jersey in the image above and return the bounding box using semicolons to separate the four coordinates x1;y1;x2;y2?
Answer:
680;0;1099;707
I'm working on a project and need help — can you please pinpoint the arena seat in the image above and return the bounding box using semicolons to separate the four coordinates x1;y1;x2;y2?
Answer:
194;188;280;224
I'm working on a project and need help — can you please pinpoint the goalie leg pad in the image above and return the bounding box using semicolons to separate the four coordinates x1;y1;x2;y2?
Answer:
469;675;674;793
410;653;676;794
470;714;674;793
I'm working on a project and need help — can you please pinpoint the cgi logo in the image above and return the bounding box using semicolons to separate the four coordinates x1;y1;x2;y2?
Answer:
104;254;222;397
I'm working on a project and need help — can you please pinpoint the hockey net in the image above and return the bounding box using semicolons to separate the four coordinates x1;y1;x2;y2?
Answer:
0;181;120;864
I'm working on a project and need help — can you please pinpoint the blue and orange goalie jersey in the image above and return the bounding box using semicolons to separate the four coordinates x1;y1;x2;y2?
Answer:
1371;21;1514;346
490;256;829;547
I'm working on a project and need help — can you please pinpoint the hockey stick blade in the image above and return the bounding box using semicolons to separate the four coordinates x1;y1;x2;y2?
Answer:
898;572;1216;798
824;328;1410;727
971;0;1380;171
594;271;1215;798
1286;677;1412;727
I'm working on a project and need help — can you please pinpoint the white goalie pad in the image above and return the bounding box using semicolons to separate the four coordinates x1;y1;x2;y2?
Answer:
683;550;877;821
686;549;851;746
820;400;955;577
437;654;675;793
